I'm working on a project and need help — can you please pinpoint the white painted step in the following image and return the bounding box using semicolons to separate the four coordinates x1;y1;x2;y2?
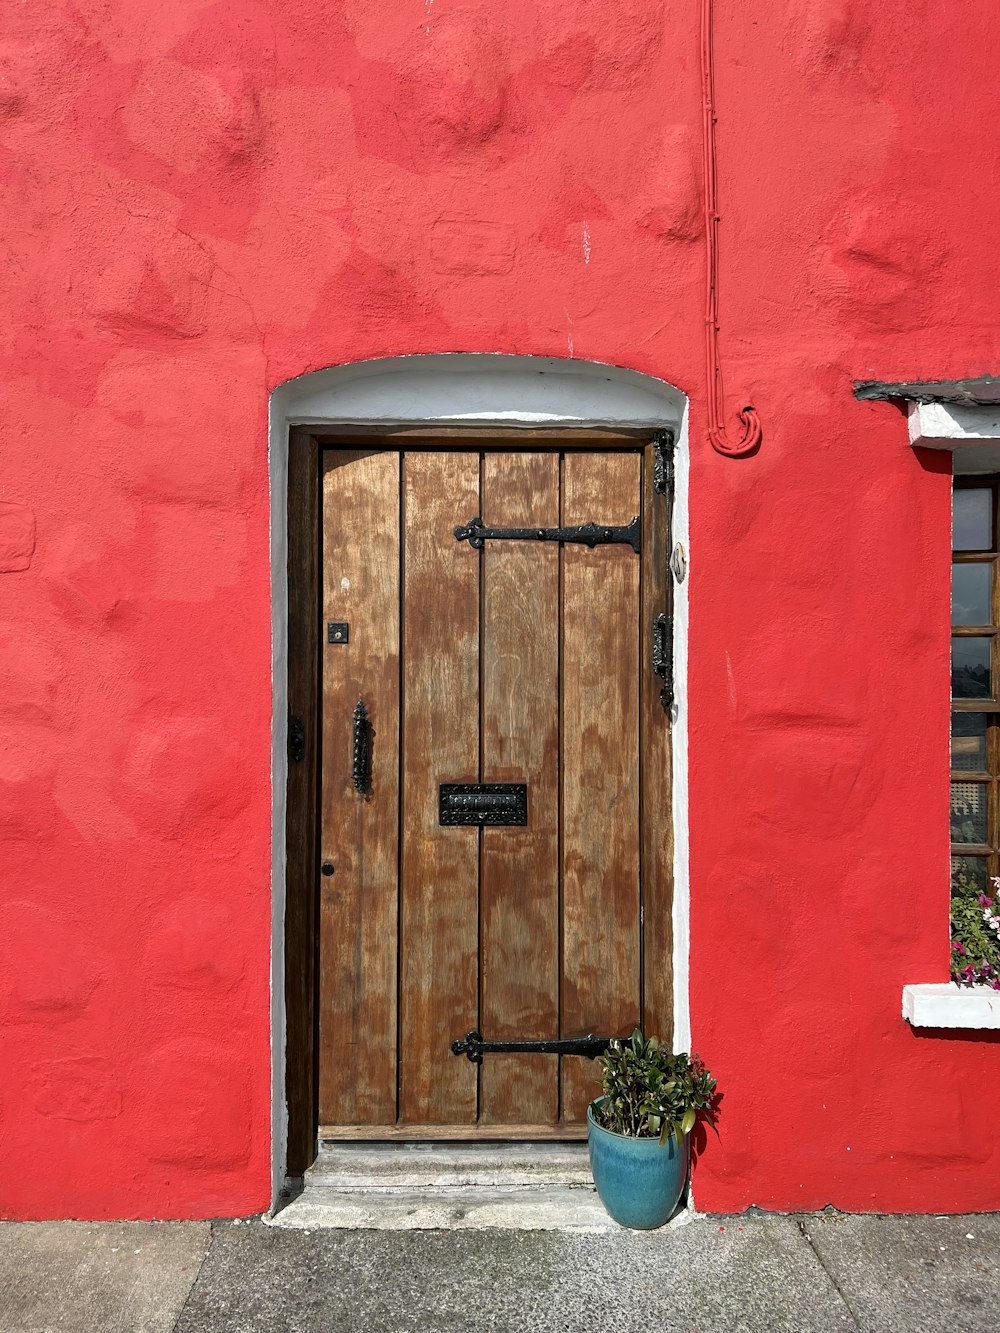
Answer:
270;1184;619;1233
266;1142;655;1232
305;1141;593;1192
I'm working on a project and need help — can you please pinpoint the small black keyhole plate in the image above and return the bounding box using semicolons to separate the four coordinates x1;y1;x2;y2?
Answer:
328;622;349;644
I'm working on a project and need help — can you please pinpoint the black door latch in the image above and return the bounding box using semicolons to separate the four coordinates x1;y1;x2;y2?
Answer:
451;1030;622;1064
454;515;641;554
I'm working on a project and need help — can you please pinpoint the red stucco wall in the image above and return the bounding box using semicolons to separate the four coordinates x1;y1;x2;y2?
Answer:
2;0;999;1218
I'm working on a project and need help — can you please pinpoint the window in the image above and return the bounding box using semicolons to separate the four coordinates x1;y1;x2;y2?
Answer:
951;479;1000;893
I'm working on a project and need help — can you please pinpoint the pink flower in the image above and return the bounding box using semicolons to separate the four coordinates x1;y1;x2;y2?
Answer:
952;939;967;955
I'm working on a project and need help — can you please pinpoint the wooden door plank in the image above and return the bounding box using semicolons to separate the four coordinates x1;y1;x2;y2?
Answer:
480;452;561;1126
319;450;401;1126
286;428;320;1173
560;452;642;1123
400;452;480;1124
641;441;675;1047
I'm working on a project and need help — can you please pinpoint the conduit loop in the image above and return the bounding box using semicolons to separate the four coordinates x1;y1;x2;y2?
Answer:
701;0;762;457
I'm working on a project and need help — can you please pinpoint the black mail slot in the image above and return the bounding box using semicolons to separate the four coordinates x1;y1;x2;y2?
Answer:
439;783;528;827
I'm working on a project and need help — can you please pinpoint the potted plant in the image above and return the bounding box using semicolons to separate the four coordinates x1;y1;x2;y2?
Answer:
587;1029;718;1229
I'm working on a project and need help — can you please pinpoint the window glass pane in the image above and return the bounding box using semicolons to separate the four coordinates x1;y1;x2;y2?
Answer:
951;856;990;894
953;488;992;551
951;782;988;844
952;563;992;626
952;712;988;771
952;636;992;698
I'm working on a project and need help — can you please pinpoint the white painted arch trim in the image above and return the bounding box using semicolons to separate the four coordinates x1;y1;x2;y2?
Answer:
268;354;690;1210
279;354;686;429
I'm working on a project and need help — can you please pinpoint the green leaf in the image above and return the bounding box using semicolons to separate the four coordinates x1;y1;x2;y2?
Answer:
592;1029;718;1140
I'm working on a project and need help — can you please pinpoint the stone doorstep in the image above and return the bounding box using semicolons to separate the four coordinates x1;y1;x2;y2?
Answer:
269;1186;619;1233
267;1142;692;1232
303;1141;594;1190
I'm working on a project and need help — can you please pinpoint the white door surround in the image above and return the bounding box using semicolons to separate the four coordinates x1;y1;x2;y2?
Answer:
267;354;691;1208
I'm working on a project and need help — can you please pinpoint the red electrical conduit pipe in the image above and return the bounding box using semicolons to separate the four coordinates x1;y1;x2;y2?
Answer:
701;0;762;456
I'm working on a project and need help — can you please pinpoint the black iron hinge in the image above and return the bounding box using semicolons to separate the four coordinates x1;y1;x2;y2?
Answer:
652;613;672;683
653;428;675;496
455;515;641;554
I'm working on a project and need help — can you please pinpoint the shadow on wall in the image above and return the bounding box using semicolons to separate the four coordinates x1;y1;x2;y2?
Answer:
907;1027;1000;1045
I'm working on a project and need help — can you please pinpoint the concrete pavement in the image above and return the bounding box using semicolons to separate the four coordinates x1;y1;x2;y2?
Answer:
0;1220;210;1333
2;1212;999;1332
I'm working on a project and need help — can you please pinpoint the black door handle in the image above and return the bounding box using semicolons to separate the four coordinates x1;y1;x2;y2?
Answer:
652;429;676;715
352;700;371;795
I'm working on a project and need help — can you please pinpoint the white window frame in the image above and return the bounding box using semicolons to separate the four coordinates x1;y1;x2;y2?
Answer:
904;398;1000;1028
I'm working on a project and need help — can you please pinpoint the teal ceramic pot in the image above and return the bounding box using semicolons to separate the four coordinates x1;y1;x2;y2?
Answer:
587;1098;689;1230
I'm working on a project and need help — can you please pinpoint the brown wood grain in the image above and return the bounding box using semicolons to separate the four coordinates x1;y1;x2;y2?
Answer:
640;440;675;1048
560;451;642;1123
308;436;667;1141
400;452;480;1124
319;451;401;1125
479;452;560;1125
285;428;321;1174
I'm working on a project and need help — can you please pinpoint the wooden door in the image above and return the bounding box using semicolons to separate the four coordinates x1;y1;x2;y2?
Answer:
317;444;672;1138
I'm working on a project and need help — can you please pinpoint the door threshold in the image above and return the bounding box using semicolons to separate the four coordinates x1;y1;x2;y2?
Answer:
318;1123;588;1142
269;1141;624;1233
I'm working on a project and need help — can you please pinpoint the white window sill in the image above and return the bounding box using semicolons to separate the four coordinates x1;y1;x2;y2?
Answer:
902;983;1000;1029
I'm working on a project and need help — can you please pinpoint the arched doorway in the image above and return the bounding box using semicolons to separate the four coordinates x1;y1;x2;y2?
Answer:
270;356;689;1193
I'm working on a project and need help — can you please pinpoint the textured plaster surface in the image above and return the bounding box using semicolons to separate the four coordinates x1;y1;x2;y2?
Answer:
2;0;1000;1218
